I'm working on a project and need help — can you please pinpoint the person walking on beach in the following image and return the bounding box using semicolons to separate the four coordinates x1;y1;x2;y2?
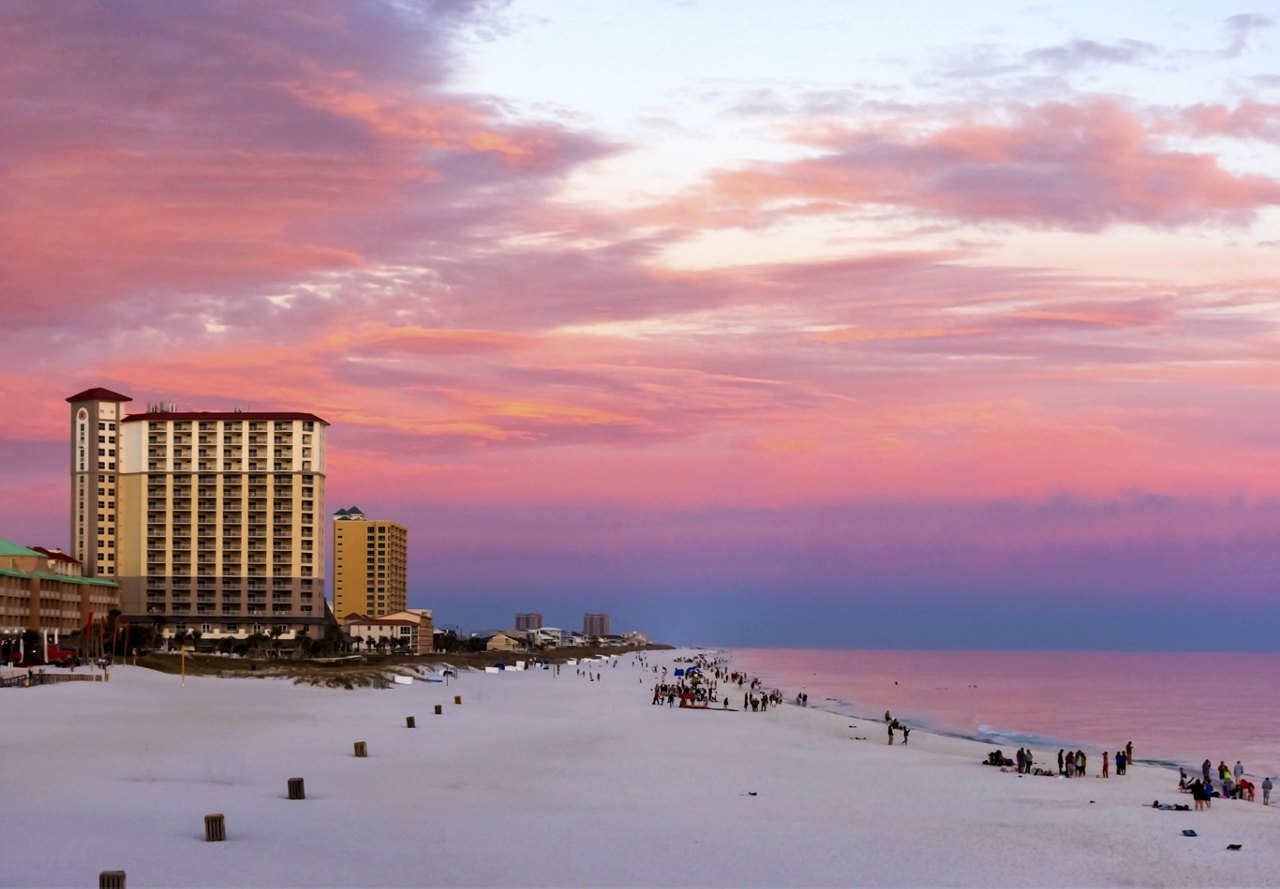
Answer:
902;725;910;745
1262;776;1272;806
1102;751;1109;778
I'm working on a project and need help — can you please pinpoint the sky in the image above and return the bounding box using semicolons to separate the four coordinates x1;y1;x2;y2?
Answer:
2;0;1279;649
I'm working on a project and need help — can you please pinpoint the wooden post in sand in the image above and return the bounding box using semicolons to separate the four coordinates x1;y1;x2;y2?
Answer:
406;716;416;728
353;741;368;757
287;777;305;800
204;813;226;842
434;704;443;715
454;695;462;705
99;871;126;889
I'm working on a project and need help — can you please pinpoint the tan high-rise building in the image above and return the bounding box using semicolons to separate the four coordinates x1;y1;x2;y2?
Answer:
67;388;131;579
67;388;328;640
332;507;407;618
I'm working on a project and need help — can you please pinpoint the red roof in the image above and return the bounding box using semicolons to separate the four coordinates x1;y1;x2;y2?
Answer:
121;411;328;425
67;388;132;403
30;546;80;564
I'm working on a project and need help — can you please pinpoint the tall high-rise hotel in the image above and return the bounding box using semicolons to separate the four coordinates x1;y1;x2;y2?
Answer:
68;388;328;638
331;506;408;618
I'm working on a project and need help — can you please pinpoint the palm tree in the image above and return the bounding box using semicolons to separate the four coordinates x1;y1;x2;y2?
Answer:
268;625;285;657
245;631;268;658
148;615;166;652
294;626;312;659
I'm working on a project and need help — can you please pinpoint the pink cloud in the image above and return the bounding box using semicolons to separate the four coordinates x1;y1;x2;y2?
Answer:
1179;101;1280;141
0;0;609;326
679;100;1280;231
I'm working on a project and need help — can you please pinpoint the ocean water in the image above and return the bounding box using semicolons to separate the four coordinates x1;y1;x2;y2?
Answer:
729;648;1280;779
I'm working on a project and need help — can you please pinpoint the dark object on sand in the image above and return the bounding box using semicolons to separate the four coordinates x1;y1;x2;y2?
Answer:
1227;844;1242;851
204;813;226;842
1182;829;1197;837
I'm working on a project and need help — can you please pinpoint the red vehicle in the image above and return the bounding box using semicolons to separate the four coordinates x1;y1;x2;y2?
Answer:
13;643;80;668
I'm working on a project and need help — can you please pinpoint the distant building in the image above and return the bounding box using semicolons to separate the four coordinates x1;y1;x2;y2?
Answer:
515;612;543;631
66;387;328;642
0;538;118;639
583;612;609;637
332;507;408;618
534;627;570;648
485;630;528;653
342;609;434;655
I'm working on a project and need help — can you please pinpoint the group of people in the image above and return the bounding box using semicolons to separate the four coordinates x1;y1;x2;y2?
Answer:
1054;741;1134;778
884;711;911;745
1179;759;1274;809
646;656;783;711
985;741;1137;778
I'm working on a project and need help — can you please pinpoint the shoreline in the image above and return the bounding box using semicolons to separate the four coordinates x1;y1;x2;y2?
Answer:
3;647;1278;887
724;646;1280;782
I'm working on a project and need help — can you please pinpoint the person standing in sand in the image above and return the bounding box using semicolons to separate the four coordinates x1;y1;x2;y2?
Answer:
1102;751;1109;778
1234;760;1244;780
887;721;895;745
1076;750;1087;777
1058;749;1065;775
1262;776;1272;806
1125;740;1134;766
1191;779;1207;811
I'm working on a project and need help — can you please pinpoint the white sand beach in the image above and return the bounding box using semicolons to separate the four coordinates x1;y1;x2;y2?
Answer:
2;651;1277;888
